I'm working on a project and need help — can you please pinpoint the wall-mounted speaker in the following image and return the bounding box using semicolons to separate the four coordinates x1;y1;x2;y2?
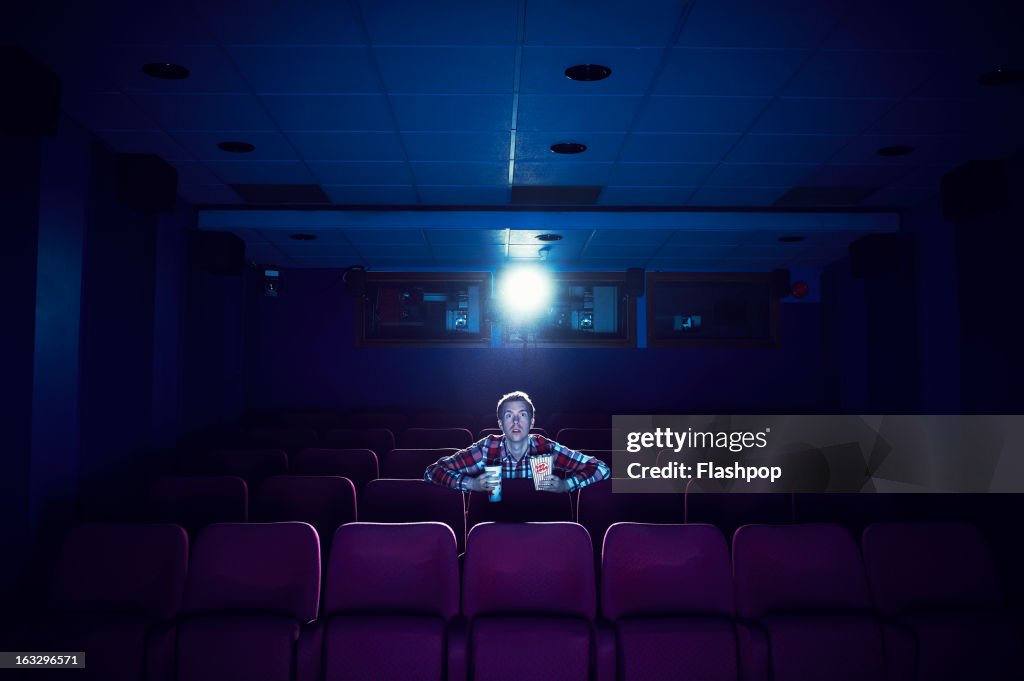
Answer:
187;231;245;276
941;160;1008;221
1;46;60;138
625;267;645;297
116;153;178;214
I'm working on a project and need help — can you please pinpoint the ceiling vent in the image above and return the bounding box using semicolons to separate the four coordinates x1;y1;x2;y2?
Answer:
231;184;331;204
511;185;602;205
773;186;878;207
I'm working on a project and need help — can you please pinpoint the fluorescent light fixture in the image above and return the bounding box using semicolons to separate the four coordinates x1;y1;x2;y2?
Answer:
498;265;553;320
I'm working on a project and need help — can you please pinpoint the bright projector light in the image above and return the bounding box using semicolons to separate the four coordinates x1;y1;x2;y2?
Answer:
499;266;552;318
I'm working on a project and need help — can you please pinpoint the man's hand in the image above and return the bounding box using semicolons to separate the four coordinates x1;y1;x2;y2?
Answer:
537;477;569;493
466;474;498;493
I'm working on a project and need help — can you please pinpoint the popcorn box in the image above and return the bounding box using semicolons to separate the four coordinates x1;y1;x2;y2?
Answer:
530;455;553;491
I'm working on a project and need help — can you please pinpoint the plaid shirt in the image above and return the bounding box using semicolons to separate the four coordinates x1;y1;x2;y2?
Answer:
423;434;610;493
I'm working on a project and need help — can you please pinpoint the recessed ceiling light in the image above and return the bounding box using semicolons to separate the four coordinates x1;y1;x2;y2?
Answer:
550;142;587;154
289;233;316;241
536;233;563;242
877;145;914;157
142;62;190;80
778;235;805;243
977;68;1024;86
218;141;256;153
564;64;612;82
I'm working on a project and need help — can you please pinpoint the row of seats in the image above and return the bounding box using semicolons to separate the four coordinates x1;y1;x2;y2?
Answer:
241;408;610;436
237;426;609;453
151;468;1017;552
21;521;1017;681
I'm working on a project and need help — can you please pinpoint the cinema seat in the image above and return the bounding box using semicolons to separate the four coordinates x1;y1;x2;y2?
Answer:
410;411;476;429
255;476;357;557
313;523;459;681
292;448;379;492
341;410;409;434
245;427;318;452
555;428;613;451
382;447;457;479
402;427;475;449
685;478;793;537
548;413;611;434
576;480;685;564
466;478;575;529
360;479;466;552
28;523;187;681
178;522;320;681
863;522;1017;680
149;476;248;534
602;523;737;681
733;523;896;681
463;523;598;681
209;448;288;487
321;428;395;456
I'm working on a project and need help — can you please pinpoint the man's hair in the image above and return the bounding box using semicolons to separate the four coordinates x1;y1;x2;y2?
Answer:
496;390;536;422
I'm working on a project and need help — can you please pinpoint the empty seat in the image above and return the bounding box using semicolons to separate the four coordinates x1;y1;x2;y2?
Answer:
29;523;187;681
209;449;288;486
255;476;357;556
360;479;466;551
733;523;891;681
178;522;319;681
321;428;395;456
341;410;409;434
466;478;575;529
245;427;318;452
149;476;248;534
401;427;474;449
463;523;597;681
863;522;1016;680
318;523;459;681
410;411;476;429
382;448;457;479
547;412;611;434
576;481;685;562
555;427;612;451
602;523;737;681
685;478;792;537
476;427;549;439
292;448;379;492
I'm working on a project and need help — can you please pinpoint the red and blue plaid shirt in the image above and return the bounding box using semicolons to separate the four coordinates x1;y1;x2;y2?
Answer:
423;434;609;493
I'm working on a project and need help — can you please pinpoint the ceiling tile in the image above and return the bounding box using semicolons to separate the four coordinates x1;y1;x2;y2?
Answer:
411;162;508;186
344;229;429;245
607;163;715;186
307;161;413;185
130;93;277;130
687;186;790;206
170;130;299;161
360;0;519;45
227;45;379;93
418;186;511;205
427;229;508;245
525;0;686;46
320;185;418;205
752;97;895;134
402;132;509;163
518;96;643;132
375;47;516;94
679;0;849;48
390;95;512;132
619;133;741;163
261;94;394;131
655;48;809;96
515;133;625;162
637;96;770;133
195;0;365;44
513;162;613;185
725;134;852;164
703;163;815;187
288;132;406;161
203;160;315;184
597;187;695;205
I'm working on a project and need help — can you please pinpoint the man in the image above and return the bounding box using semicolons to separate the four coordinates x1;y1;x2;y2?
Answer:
424;390;610;493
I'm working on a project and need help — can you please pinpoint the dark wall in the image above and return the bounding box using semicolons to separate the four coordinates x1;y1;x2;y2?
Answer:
245;269;826;418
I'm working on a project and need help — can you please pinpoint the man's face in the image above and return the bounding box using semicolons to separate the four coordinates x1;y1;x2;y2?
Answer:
499;400;532;443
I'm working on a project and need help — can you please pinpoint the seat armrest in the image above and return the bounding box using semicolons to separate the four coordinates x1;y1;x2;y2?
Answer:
296;620;323;681
735;619;769;681
447;616;468;681
594;619;616;681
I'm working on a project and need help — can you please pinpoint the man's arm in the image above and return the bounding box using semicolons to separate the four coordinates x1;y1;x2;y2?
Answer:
423;441;488;491
546;441;611;492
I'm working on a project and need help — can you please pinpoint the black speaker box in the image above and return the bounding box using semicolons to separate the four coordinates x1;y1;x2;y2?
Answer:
849;234;905;279
344;266;367;299
625;267;645;297
116;153;178;214
771;268;791;298
1;46;60;138
188;231;245;276
941;160;1009;220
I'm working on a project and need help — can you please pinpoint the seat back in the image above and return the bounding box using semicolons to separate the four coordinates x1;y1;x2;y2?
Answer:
381;448;457;479
149;476;248;534
209;449;288;486
255;476;357;554
321;428;395;456
555;428;612;451
361;479;466;551
401;427;475;449
466;478;575;528
245;427;318;452
292;448;379;491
